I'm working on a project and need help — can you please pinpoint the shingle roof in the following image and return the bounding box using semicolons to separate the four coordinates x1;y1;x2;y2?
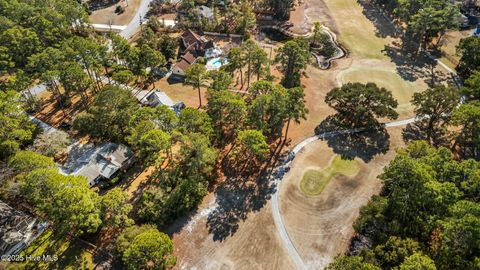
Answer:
182;29;204;48
174;58;193;71
183;51;197;64
0;201;38;255
60;142;134;185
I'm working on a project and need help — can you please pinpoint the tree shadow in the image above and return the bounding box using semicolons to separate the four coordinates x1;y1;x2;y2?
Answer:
382;44;455;87
402;123;428;143
382;44;433;81
206;174;276;241
402;122;450;147
357;0;399;38
205;142;288;242
166;74;185;84
315;115;391;163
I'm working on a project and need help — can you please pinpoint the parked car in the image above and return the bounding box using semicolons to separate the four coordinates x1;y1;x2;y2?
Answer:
59;121;71;130
467;15;479;26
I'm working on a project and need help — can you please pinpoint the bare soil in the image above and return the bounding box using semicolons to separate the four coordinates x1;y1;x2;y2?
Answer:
438;29;473;69
89;0;141;25
279;126;405;268
171;194;296;269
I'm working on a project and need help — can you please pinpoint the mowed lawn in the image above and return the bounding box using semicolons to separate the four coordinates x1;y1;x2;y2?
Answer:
323;0;395;59
299;156;359;196
319;0;430;118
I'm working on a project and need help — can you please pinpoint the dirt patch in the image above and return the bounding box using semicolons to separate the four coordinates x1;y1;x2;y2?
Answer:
89;0;141;25
170;194;296;269
279;126;405;269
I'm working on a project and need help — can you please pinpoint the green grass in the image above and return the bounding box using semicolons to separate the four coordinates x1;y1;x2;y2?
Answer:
299;156;359;196
18;229;94;270
326;0;391;59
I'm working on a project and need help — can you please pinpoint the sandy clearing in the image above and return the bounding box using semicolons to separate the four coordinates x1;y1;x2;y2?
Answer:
279;126;405;269
171;194;296;270
89;0;141;25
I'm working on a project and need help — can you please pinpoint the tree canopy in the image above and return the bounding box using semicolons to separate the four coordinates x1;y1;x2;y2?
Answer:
325;82;398;127
274;39;310;88
100;188;134;230
121;227;176;270
457;36;480;79
331;141;480;270
0;90;36;159
410;85;459;146
8;150;55;173
72;85;138;142
21;169;102;235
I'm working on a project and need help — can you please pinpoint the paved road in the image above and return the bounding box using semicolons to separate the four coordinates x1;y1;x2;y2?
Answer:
120;0;155;39
271;117;417;270
91;19;175;33
91;23;127;32
29;115;59;135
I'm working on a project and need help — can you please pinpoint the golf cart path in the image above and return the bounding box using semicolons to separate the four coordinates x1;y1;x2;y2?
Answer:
271;117;417;270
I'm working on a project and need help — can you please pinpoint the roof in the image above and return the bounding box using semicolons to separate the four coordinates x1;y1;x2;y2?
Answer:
183;51;197;64
181;29;206;48
174;58;193;71
197;5;214;18
146;91;175;107
60;142;134;185
0;201;45;255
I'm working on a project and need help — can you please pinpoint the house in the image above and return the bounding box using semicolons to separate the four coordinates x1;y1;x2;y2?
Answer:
60;142;134;187
180;29;212;54
172;30;217;76
0;201;47;256
137;90;186;113
171;52;198;76
196;5;214;19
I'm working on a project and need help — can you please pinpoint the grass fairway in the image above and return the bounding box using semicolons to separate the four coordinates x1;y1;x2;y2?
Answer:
299;156;359;196
339;67;419;115
323;0;393;59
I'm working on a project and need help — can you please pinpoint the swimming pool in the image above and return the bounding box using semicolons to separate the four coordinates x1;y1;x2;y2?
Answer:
206;57;229;70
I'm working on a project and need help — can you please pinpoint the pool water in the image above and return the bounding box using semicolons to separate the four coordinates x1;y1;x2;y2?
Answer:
206;57;228;70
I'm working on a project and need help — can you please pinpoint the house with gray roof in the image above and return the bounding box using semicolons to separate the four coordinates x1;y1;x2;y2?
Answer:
196;5;214;19
60;142;134;187
136;90;185;114
0;201;47;256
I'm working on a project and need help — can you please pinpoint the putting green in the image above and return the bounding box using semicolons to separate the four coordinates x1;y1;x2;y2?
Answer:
299;156;359;196
339;68;419;115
